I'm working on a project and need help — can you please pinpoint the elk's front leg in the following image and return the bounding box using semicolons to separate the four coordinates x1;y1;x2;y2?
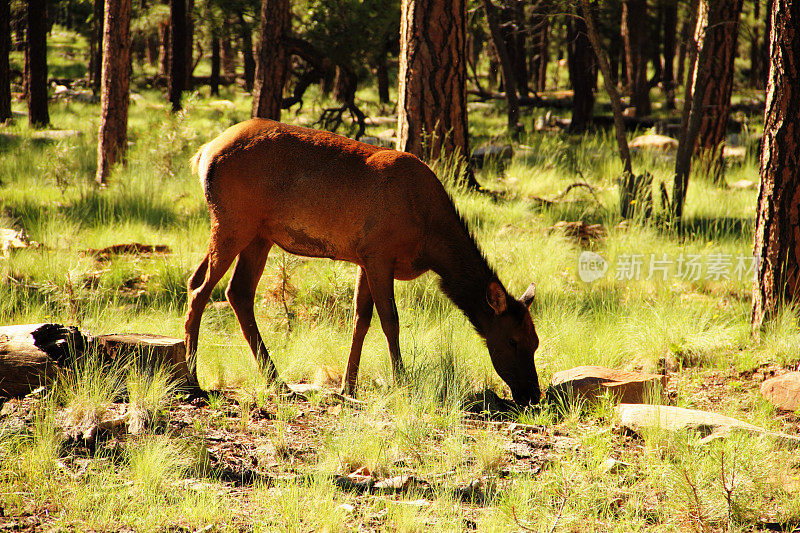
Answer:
364;263;405;384
342;267;374;396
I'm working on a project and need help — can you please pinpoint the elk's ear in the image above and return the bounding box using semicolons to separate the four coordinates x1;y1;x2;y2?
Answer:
486;281;507;315
520;282;536;309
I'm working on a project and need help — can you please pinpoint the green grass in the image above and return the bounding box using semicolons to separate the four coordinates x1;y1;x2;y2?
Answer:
1;26;798;532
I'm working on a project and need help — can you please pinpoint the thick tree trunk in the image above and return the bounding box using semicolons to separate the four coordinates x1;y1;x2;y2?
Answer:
90;0;104;95
752;0;800;330
567;8;596;133
168;0;186;111
237;13;255;93
662;0;677;109
210;34;220;95
0;0;11;122
482;0;520;137
677;0;699;90
692;0;743;183
26;0;49;127
95;0;131;185
252;0;289;120
506;0;529;98
397;0;479;189
622;0;651;116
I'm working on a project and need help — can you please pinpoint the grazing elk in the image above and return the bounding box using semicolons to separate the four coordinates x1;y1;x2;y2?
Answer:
184;119;540;405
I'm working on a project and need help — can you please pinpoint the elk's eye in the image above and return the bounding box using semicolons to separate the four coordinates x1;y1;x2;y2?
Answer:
509;339;518;350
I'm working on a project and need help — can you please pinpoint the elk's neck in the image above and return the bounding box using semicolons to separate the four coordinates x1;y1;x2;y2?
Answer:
427;220;498;336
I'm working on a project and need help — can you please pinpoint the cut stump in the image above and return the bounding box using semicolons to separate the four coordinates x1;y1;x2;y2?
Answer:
90;334;189;379
0;324;86;397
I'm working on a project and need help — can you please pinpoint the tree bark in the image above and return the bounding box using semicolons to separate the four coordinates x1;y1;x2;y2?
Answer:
95;0;131;185
567;6;596;133
168;0;186;111
693;0;744;183
375;51;391;104
751;0;800;331
159;20;170;78
90;0;104;95
621;0;651;116
481;0;520;137
0;0;11;122
26;0;49;127
396;0;479;189
252;0;289;120
221;27;237;78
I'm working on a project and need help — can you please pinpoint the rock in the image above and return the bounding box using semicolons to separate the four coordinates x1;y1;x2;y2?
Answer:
601;458;630;474
723;145;747;161
549;366;665;404
0;228;37;254
629;134;679;152
760;372;800;411
729;179;756;190
470;144;513;169
615;404;800;447
30;129;83;140
363;116;396;126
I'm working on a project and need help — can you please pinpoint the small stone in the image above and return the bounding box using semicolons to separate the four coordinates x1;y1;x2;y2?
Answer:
601;458;630;474
629;134;679;152
337;503;355;513
760;372;800;412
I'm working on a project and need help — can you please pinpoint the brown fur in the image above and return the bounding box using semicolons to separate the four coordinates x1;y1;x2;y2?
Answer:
184;119;540;405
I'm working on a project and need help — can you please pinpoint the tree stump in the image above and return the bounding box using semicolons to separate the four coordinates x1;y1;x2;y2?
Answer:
90;334;189;379
0;323;86;397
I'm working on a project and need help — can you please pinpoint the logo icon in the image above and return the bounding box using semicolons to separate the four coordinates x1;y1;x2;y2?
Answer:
578;251;609;282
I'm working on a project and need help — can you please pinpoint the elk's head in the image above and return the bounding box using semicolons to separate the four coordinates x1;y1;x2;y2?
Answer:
483;281;540;407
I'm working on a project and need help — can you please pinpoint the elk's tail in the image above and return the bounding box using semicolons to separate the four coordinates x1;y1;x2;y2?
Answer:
190;143;213;197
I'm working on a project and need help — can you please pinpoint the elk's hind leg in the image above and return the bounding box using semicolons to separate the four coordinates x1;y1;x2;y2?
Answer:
185;240;240;385
225;237;278;381
341;266;374;396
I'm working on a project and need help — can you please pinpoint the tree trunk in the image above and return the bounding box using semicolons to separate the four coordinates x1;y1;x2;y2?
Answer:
375;51;390;104
90;0;104;95
751;0;800;331
567;7;596;133
677;0;699;90
662;0;677;109
481;0;520;138
237;13;255;92
26;0;49;127
508;0;529;98
168;0;186;111
622;0;651;116
672;0;706;219
0;0;11;122
529;3;548;93
95;0;131;186
184;0;194;87
159;20;170;78
692;0;744;183
580;0;633;175
210;34;220;95
252;0;289;120
397;0;479;190
221;28;236;78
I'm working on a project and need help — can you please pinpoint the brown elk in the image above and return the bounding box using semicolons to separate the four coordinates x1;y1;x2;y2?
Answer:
184;119;541;406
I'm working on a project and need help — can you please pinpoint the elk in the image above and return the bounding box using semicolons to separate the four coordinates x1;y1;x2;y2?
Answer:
185;119;540;406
